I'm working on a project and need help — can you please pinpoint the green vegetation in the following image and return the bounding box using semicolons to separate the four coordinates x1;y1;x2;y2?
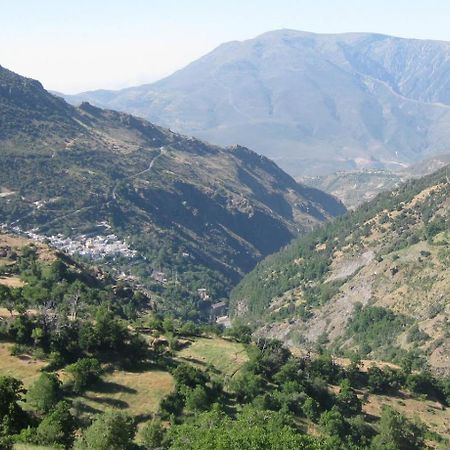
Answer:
232;165;450;320
1;311;449;449
0;65;345;320
231;164;450;373
0;245;446;449
341;304;411;359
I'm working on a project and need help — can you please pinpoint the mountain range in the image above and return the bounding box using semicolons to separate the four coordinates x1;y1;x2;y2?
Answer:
0;65;344;312
64;29;450;176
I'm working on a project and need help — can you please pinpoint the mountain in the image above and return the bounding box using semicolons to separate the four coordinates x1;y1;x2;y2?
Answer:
64;29;450;177
300;154;450;209
231;166;450;373
0;65;345;316
300;170;405;209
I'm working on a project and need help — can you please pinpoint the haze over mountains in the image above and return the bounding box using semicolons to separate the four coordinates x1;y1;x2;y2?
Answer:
0;65;344;303
65;29;450;176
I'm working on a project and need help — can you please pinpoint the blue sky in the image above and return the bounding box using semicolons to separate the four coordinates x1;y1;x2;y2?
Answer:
2;0;450;93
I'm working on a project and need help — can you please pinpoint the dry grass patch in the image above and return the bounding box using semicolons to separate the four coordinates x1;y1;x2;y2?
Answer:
0;344;46;385
78;369;174;417
177;337;247;377
364;391;450;441
0;276;25;288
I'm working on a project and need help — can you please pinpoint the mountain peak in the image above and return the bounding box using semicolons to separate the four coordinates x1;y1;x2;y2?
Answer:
62;31;450;177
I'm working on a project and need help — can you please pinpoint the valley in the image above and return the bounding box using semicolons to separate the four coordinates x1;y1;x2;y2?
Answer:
1;17;450;449
0;64;345;321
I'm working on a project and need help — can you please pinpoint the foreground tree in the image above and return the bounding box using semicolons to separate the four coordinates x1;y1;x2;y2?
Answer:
167;406;329;450
0;376;27;436
35;401;76;449
27;372;62;413
75;410;136;450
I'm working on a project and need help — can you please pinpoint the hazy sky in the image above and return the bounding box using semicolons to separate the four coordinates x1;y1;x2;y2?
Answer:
2;0;450;93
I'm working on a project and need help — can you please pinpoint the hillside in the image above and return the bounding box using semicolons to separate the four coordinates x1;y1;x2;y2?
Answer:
0;231;449;449
65;29;450;176
0;65;345;316
301;155;450;209
231;166;450;374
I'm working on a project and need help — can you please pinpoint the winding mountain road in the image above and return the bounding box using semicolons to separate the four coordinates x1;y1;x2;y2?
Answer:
110;146;165;203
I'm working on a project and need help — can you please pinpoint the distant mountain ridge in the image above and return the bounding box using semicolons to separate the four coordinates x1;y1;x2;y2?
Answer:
301;154;450;209
0;65;345;308
64;29;450;176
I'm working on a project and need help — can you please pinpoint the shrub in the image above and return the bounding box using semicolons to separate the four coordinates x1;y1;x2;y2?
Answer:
76;410;136;450
66;357;102;393
27;372;62;413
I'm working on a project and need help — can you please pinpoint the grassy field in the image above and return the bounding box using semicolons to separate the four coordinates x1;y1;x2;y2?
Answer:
76;368;174;418
176;336;248;378
363;390;450;442
0;344;45;385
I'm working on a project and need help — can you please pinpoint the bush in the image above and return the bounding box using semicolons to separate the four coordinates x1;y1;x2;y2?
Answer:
27;372;62;413
76;410;136;450
66;357;102;393
35;401;76;449
140;419;164;449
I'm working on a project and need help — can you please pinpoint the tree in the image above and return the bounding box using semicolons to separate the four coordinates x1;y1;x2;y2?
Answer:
0;285;14;315
225;323;252;344
371;406;425;450
0;376;27;436
140;419;164;449
27;372;62;413
159;391;184;419
162;317;175;334
336;379;362;417
367;367;391;394
302;396;320;422
179;321;199;336
76;410;136;450
66;357;102;393
319;407;348;442
185;385;210;412
230;371;264;403
406;371;435;397
35;401;76;449
172;364;208;389
167;406;327;450
252;339;291;379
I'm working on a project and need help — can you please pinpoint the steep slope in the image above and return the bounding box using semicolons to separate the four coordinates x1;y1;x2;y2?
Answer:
65;29;450;176
0;65;345;310
231;166;450;373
